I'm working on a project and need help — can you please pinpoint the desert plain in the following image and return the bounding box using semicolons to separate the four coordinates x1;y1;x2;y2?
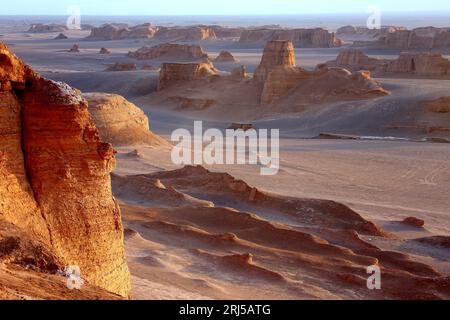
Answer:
0;14;449;300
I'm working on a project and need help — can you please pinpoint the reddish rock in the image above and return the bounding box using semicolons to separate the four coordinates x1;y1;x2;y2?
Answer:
105;63;137;71
155;26;216;41
403;217;425;228
86;23;157;40
128;43;209;61
254;40;296;83
214;50;237;63
99;47;111;54
158;62;218;90
0;41;130;297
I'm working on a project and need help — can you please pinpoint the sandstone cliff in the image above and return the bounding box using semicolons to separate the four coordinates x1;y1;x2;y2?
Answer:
0;42;130;297
28;24;68;33
425;97;450;113
83;92;168;147
86;23;157;40
158;62;218;90
325;50;450;78
128;43;209;61
239;28;341;48
154;26;217;41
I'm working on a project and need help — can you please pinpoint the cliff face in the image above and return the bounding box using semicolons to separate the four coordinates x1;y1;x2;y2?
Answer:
0;42;130;297
128;43;209;61
158;62;218;90
86;23;157;40
239;28;341;48
377;27;450;50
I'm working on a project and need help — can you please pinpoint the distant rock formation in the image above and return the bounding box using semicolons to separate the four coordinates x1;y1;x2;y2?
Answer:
105;63;137;71
54;33;68;40
68;44;80;52
83;93;168;147
99;47;111;54
231;65;247;79
425;97;450;113
86;23;157;40
325;49;450;77
209;25;244;39
214;50;237;63
352;27;450;50
128;43;209;61
253;40;296;82
28;23;68;33
239;28;342;48
154;26;217;41
0;42;130;297
384;52;450;76
402;217;425;228
158;62;218;90
336;25;406;41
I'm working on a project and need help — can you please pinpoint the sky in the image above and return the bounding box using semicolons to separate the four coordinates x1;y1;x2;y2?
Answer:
1;0;450;15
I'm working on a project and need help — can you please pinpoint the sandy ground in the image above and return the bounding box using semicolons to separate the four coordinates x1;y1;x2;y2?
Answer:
2;26;449;300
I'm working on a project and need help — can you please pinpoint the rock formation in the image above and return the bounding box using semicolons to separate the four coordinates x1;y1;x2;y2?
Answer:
336;25;406;41
0;42;130;297
128;43;209;61
86;23;157;40
54;33;68;40
383;52;450;76
99;47;111;54
154;26;217;41
68;44;80;52
83;92;168;147
239;28;341;48
325;50;450;78
209;25;244;39
231;65;247;79
253;40;296;82
105;63;137;72
214;50;237;63
403;217;425;228
28;24;68;33
158;62;218;90
425;97;450;113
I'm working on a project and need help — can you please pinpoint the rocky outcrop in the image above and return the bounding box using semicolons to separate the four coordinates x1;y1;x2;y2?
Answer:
402;217;425;228
231;65;247;79
325;50;450;78
83;93;168;147
383;52;450;76
209;26;244;39
128;43;209;61
253;40;296;82
324;48;387;72
425;97;450;113
86;23;157;40
28;24;67;33
0;42;130;297
158;62;218;90
362;27;450;50
99;47;111;54
336;25;406;41
105;63;137;71
214;51;237;63
54;33;68;40
68;44;80;52
239;28;341;48
154;26;216;41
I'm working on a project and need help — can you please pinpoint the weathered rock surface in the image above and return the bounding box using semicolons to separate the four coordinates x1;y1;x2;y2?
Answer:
86;23;157;40
403;217;425;228
239;28;341;48
128;43;209;61
336;25;406;41
68;44;80;52
214;50;237;63
384;52;450;76
425;97;450;113
83;92;168;147
158;62;218;90
99;47;111;54
0;42;130;297
231;65;247;79
28;24;68;33
253;40;296;83
154;26;217;41
325;50;450;78
105;63;137;71
54;33;68;40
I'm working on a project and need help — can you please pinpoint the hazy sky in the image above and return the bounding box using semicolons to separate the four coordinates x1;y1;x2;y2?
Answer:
2;0;450;15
